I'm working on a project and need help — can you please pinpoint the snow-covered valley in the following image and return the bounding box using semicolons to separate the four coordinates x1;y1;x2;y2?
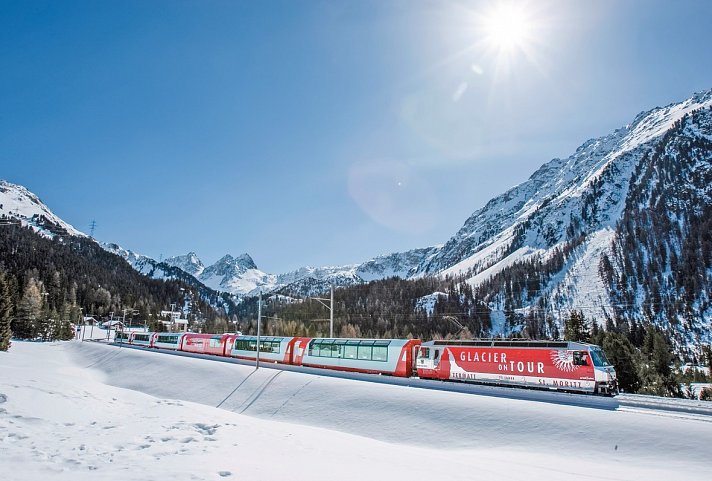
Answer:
1;341;710;480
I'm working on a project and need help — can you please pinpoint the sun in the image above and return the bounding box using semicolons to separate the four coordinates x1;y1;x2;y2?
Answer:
482;3;533;52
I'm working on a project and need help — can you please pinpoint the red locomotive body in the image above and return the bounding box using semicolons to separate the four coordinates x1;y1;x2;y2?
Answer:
416;340;617;394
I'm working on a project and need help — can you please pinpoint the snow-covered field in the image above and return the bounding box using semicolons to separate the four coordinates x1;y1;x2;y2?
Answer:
2;341;711;481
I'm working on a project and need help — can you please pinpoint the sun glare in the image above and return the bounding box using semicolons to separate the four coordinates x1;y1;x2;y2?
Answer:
482;3;532;52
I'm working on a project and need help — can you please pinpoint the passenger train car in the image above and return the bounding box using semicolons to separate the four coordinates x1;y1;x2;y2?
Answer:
112;332;617;395
181;333;238;357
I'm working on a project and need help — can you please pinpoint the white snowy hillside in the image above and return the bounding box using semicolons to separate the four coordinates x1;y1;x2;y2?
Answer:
0;179;85;238
411;89;712;332
2;341;711;481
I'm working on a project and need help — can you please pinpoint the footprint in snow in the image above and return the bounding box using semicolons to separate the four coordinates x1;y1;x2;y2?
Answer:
0;393;7;404
218;471;232;477
193;423;219;435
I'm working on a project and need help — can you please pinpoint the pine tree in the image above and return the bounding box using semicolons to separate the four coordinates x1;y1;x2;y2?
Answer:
638;326;680;397
0;273;13;351
601;332;640;393
564;310;590;342
702;345;712;374
13;278;43;339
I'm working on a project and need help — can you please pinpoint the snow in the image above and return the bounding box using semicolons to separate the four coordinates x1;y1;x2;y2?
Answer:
415;292;447;316
2;341;711;481
551;228;617;321
0;180;85;238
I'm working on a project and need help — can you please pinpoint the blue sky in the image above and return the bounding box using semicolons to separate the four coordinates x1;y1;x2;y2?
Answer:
2;0;711;273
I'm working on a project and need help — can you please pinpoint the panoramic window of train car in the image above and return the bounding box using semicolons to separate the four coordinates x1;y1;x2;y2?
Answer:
357;340;374;360
307;339;387;361
234;337;282;353
259;340;281;353
209;337;222;348
371;340;389;361
343;340;359;359
372;346;387;361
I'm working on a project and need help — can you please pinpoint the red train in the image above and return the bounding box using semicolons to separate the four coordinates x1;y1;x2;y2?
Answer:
113;332;618;395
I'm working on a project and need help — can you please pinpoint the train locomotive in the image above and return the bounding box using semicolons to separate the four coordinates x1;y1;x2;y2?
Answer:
416;339;618;395
113;331;617;395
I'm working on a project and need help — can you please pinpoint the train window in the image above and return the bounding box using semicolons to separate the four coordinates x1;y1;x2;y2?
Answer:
419;347;430;359
209;337;222;348
372;346;387;362
434;350;440;360
344;345;357;359
573;351;588;366
589;349;610;367
357;345;372;360
333;343;343;358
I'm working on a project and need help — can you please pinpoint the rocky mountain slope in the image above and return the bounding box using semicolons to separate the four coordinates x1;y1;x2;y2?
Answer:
418;89;712;347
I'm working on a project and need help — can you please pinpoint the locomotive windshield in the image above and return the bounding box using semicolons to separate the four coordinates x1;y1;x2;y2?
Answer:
589;348;610;367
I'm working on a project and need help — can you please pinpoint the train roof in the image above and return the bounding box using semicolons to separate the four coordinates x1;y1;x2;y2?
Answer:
423;339;598;349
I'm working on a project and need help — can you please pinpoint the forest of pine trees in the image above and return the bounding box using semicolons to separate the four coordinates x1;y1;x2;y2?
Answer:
0;221;233;347
228;276;491;341
562;309;711;397
607;108;712;347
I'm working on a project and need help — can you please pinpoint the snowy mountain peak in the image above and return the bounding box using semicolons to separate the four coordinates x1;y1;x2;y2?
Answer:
0;179;85;238
164;252;205;276
235;253;257;270
207;253;258;273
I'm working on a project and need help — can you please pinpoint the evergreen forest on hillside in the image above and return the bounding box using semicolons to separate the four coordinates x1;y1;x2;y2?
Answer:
0;221;231;343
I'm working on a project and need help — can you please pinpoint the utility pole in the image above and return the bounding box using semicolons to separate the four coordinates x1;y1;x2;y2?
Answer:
313;285;335;338
107;311;114;341
256;290;262;369
89;220;97;238
79;308;85;342
331;285;334;338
